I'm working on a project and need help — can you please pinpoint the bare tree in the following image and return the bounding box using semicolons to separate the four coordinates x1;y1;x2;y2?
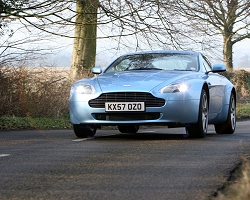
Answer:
69;0;182;80
5;0;243;79
172;0;250;70
70;0;98;80
0;0;76;67
0;1;197;80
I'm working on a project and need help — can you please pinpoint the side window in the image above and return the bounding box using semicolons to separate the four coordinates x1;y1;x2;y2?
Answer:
203;56;212;72
107;59;131;72
115;59;131;71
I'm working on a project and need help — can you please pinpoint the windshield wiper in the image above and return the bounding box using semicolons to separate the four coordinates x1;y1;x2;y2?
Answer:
131;67;162;70
174;69;189;71
173;69;196;72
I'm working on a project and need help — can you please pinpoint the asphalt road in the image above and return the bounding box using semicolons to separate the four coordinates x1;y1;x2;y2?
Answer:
1;121;250;200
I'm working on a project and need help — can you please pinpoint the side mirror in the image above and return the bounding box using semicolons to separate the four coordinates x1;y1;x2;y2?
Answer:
211;64;226;72
92;66;102;74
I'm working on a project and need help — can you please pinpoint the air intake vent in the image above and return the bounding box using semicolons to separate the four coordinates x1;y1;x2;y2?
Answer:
93;113;161;121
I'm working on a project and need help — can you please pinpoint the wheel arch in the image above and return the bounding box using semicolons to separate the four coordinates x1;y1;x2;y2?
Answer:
202;83;210;106
210;86;236;125
214;86;236;134
231;87;236;103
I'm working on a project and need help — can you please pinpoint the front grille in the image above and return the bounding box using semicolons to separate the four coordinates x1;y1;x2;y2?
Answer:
89;92;165;108
93;113;161;121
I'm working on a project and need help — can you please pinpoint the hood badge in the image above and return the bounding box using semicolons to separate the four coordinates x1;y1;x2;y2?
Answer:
123;84;131;87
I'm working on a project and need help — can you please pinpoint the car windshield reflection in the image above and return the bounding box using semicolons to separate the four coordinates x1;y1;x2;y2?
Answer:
105;53;199;72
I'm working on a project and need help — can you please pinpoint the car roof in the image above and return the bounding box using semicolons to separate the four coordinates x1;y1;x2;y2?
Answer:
121;50;201;57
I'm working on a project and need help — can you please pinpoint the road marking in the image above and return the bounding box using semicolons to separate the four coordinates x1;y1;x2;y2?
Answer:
72;138;94;142
141;131;156;133
0;154;10;158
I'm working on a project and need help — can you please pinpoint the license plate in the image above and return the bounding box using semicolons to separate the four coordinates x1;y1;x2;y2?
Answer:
105;102;145;112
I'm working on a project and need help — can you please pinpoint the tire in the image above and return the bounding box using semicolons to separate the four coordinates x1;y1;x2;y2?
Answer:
73;124;97;138
214;93;236;134
185;89;208;138
118;125;139;133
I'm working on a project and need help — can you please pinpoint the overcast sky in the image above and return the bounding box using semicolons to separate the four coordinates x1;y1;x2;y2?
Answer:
5;21;250;69
51;38;250;69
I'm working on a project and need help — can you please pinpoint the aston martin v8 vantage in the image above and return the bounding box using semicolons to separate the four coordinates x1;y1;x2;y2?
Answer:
70;50;236;138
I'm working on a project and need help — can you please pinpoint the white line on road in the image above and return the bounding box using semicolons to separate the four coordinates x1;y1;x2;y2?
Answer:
140;131;156;133
0;154;10;158
72;138;94;142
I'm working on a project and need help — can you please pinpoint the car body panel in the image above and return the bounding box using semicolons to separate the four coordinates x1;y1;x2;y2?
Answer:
96;71;196;93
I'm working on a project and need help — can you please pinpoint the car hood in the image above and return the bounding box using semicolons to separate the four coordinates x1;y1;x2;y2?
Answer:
96;70;192;92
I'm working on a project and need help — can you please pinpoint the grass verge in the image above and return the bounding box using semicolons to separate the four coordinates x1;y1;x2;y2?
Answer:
0;115;71;131
211;157;250;200
237;103;250;120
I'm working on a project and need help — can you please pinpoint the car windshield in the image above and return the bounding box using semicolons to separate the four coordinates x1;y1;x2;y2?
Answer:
105;53;199;72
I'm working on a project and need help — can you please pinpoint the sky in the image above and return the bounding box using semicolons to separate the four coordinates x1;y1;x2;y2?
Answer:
233;40;250;68
51;38;250;69
5;21;250;69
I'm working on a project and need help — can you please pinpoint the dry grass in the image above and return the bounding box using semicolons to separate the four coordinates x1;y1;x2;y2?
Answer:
0;66;71;118
221;69;250;102
214;157;250;200
235;68;250;72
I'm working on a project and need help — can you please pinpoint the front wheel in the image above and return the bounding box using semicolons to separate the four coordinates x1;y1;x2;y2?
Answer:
73;124;97;138
118;125;139;133
185;89;208;138
214;93;236;134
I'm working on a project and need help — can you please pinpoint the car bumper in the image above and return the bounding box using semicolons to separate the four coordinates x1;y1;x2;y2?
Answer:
70;98;200;126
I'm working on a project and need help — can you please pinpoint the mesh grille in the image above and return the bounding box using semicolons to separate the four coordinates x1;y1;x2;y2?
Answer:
89;92;165;108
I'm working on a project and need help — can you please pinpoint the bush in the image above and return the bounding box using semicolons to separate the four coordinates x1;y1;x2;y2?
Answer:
221;70;250;102
0;66;71;118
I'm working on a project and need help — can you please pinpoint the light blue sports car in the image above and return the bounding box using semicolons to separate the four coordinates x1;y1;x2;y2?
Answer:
70;50;236;138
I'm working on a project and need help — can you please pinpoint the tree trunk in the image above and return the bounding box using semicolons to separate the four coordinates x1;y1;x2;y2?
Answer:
70;0;99;81
223;35;233;70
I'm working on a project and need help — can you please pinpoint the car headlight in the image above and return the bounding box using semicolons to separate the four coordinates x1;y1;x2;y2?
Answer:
75;84;95;94
160;83;190;93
